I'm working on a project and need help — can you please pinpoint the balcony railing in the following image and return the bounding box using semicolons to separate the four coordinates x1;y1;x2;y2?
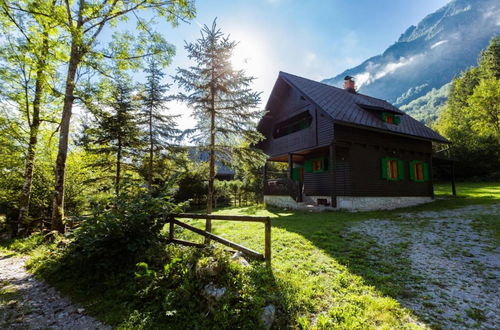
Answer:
264;178;301;202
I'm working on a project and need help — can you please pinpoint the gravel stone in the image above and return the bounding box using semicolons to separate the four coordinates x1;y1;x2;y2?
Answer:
0;254;110;329
350;204;500;329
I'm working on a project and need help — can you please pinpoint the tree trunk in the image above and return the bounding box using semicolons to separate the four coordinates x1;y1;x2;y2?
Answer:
205;80;216;244
15;66;44;236
148;105;153;190
51;45;80;233
116;136;122;196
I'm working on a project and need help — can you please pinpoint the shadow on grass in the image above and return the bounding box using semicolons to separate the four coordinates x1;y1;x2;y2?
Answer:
269;194;499;303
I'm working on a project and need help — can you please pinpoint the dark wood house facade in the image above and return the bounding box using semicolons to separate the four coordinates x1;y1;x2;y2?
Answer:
257;72;449;211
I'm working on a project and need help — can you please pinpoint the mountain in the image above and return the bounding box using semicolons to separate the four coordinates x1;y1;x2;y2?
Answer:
322;0;500;120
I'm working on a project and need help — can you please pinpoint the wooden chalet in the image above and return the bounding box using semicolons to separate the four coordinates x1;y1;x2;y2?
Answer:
256;72;450;211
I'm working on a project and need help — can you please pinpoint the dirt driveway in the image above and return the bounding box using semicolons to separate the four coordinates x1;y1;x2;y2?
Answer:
350;204;500;329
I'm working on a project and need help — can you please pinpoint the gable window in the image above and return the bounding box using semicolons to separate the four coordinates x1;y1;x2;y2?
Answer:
381;112;401;125
381;157;404;181
305;157;328;173
273;111;312;138
409;161;429;182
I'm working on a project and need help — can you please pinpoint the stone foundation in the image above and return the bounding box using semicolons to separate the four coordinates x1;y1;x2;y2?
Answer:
264;195;433;211
263;195;298;209
336;196;433;211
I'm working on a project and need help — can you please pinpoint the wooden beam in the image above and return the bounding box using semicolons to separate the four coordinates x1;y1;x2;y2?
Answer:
174;213;269;223
172;219;264;260
451;160;456;196
288;153;293;179
169;218;174;241
265;219;271;266
168;238;205;248
329;143;337;208
430;156;435;199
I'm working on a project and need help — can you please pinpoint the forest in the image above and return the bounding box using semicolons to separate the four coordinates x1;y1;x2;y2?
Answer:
0;0;499;328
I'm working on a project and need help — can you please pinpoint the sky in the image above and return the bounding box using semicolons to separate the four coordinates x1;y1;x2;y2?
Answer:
115;0;451;130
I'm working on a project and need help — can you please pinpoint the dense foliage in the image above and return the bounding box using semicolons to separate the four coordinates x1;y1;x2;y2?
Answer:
436;37;500;179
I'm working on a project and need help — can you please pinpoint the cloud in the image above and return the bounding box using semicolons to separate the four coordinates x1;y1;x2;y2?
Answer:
354;55;422;89
430;40;448;49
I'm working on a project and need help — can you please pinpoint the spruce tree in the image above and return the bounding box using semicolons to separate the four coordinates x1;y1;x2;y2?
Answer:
174;19;263;220
82;74;142;196
140;58;179;190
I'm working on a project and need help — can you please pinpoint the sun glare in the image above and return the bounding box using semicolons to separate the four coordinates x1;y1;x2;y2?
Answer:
230;31;267;78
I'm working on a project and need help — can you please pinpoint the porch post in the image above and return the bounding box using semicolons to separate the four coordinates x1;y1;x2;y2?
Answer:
329;143;337;208
263;161;268;184
430;155;434;199
288;153;293;179
263;161;268;198
451;160;456;196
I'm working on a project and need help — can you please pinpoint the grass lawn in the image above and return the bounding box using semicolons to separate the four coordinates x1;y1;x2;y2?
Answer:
175;181;500;328
2;182;499;329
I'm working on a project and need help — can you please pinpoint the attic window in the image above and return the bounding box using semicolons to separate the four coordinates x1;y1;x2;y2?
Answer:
273;111;312;138
381;112;401;125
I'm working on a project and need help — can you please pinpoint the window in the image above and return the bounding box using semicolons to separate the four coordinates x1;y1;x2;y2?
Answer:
312;159;322;171
273;111;312;138
305;157;328;173
387;159;398;179
409;161;429;182
381;158;404;181
381;112;401;125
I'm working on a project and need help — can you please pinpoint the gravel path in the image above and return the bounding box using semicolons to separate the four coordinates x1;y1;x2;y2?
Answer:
0;254;110;330
350;204;500;329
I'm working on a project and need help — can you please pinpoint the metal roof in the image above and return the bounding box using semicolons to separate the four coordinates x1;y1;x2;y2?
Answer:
278;71;449;143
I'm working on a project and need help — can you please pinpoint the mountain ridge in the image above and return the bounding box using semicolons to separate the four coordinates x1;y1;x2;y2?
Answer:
322;0;500;117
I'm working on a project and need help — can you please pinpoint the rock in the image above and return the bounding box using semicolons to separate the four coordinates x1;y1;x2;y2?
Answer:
196;257;221;278
261;304;276;330
203;283;226;301
77;308;85;314
231;251;250;267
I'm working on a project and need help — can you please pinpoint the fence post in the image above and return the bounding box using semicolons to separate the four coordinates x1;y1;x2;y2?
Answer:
264;217;271;266
169;216;174;241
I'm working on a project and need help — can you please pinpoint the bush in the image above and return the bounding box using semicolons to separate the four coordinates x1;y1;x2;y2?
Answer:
32;187;182;280
124;246;277;329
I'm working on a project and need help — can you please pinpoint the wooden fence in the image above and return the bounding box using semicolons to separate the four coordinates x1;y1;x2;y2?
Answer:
168;213;272;265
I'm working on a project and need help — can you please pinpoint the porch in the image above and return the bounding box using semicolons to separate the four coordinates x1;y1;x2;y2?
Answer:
263;145;336;208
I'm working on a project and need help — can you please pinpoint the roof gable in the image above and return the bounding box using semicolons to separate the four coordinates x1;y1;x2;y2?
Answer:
276;71;449;143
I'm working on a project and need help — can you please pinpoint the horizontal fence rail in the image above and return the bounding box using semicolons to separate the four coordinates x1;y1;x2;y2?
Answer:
168;213;272;265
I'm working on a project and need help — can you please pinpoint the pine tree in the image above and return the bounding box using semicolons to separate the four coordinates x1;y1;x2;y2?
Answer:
173;19;263;221
140;58;179;190
82;74;142;196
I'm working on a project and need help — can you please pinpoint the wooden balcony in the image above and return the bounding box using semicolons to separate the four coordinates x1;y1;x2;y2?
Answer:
264;178;302;202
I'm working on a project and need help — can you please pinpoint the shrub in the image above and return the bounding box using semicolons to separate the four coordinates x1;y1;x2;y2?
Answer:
33;186;182;280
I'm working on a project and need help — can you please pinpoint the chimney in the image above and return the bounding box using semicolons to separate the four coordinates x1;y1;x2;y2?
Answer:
343;75;356;93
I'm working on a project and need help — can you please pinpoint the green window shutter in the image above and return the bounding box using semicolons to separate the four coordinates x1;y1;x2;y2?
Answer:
397;159;405;180
423;162;429;181
305;159;312;173
409;161;415;181
292;168;299;181
323;157;329;171
381;158;388;179
394;116;401;125
381;113;386;121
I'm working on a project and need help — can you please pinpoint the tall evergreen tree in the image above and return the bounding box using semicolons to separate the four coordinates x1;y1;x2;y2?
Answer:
174;19;263;222
140;58;179;190
82;74;142;196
